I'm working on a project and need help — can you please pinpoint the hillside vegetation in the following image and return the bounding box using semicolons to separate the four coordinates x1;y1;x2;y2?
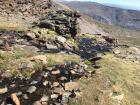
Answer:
0;0;140;105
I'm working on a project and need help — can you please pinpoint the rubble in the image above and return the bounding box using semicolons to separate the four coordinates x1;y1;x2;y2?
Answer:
39;10;81;38
0;62;92;105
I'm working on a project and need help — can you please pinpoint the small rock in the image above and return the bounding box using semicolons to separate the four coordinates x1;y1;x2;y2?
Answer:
1;72;12;78
46;43;58;50
52;82;59;87
129;47;140;60
27;86;37;94
10;93;20;105
59;76;67;81
10;84;16;88
53;87;64;94
65;82;79;91
31;80;38;85
0;86;8;94
70;70;76;75
1;101;5;105
51;69;60;75
33;101;42;105
43;81;49;86
16;92;22;96
113;50;121;55
51;94;58;99
111;94;124;105
23;94;29;100
62;92;71;97
41;95;49;102
129;47;140;53
26;32;36;39
61;92;71;104
56;36;66;44
30;55;47;64
0;39;5;46
41;71;49;77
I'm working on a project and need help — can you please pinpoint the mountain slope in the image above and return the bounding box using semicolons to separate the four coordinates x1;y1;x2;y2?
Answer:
61;1;140;30
0;0;140;105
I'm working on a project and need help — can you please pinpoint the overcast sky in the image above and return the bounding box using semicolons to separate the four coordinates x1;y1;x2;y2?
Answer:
61;0;140;10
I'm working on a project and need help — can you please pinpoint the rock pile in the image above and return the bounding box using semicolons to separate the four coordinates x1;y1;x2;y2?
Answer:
0;0;53;17
0;62;90;105
113;46;140;62
0;30;77;55
0;0;81;38
39;10;81;38
79;35;117;59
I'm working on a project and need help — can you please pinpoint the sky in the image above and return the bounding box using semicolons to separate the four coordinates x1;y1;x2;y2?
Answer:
62;0;140;10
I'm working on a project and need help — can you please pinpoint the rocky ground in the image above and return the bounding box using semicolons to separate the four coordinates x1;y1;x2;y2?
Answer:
0;0;140;105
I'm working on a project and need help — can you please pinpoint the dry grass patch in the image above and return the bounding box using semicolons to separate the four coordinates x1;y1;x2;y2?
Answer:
0;22;20;30
79;33;96;39
70;53;140;105
0;47;36;73
46;53;80;66
0;16;28;31
70;73;111;105
97;54;140;105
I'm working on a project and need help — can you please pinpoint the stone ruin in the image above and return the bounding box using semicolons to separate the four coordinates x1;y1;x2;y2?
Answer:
39;10;81;38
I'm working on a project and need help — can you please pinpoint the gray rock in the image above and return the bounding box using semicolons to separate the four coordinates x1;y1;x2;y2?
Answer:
41;95;49;102
16;91;22;96
129;47;140;60
112;94;124;105
33;101;42;105
41;71;49;78
51;69;61;75
53;87;64;94
23;94;29;100
56;36;66;44
0;39;5;46
30;81;38;85
0;86;8;94
59;76;67;81
43;81;49;86
52;82;59;87
51;94;58;99
61;92;71;104
39;10;80;38
27;86;37;94
114;50;121;55
1;101;5;105
1;72;12;78
26;32;36;39
46;43;58;50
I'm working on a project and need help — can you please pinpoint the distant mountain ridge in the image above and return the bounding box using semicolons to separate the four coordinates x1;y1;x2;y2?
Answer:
61;1;140;30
